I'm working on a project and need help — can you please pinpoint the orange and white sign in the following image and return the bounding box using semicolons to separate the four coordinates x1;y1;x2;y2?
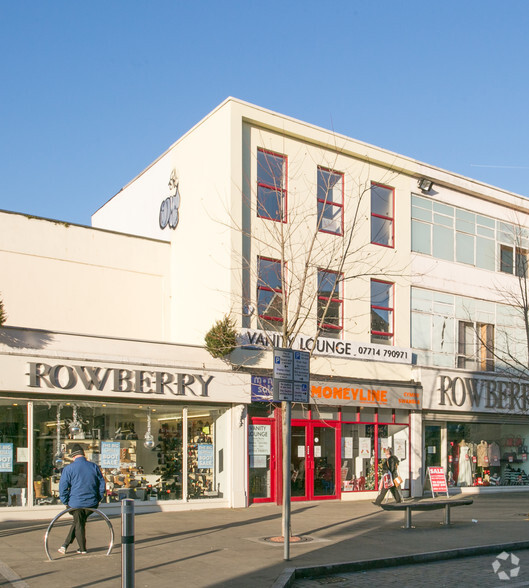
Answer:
310;381;421;409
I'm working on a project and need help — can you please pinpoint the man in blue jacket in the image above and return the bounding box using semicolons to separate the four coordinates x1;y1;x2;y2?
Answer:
58;444;106;555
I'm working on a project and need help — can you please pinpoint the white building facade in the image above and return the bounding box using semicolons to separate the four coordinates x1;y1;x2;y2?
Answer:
1;98;528;518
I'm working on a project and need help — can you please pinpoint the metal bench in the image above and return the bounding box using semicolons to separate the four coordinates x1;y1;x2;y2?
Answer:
380;498;474;529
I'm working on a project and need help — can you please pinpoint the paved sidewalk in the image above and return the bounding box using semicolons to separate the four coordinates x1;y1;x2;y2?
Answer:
292;551;529;587
0;492;528;587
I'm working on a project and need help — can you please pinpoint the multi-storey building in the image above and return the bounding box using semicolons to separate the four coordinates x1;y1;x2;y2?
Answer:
0;98;528;518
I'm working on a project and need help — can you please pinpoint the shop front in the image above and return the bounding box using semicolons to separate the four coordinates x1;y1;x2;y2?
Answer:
0;329;250;518
421;369;529;492
248;376;422;504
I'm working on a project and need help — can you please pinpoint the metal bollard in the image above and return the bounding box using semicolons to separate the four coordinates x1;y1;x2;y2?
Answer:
121;499;135;588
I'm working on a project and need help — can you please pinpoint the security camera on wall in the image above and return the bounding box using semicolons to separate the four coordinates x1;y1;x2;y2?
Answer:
243;304;255;316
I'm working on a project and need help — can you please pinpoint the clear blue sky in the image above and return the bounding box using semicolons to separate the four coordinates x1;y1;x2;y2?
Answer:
1;1;529;226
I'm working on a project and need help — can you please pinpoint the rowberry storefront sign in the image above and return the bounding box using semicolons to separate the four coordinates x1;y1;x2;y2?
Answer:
28;362;213;397
421;370;529;414
2;358;250;404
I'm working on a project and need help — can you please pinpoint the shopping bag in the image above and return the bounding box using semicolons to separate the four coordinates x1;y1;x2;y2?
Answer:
383;472;394;489
393;475;403;487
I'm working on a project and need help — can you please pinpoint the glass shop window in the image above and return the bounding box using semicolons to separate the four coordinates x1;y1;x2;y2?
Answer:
32;401;185;505
378;424;409;490
187;406;227;499
0;401;28;507
446;422;529;488
340;423;376;492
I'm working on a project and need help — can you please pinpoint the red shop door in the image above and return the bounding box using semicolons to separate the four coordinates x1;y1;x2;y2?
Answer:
249;418;276;503
290;420;339;501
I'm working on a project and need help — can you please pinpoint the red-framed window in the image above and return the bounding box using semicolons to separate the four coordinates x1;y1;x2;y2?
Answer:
257;256;283;328
317;167;343;235
257;148;287;222
317;269;343;338
371;182;394;247
371;279;394;344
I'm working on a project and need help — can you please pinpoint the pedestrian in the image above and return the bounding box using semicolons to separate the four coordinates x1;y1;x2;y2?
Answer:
57;444;106;555
373;447;402;506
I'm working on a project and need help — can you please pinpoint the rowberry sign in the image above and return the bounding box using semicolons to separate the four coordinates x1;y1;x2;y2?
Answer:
5;359;250;404
421;369;529;414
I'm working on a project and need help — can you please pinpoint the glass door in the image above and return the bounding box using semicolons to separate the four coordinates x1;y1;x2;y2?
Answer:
249;419;276;503
312;424;337;498
291;424;307;498
290;421;338;501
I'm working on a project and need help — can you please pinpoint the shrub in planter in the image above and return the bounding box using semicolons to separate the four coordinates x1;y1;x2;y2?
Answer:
204;315;237;358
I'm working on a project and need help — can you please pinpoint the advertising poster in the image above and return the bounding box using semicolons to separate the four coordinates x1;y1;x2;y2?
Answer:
100;441;120;469
379;437;389;454
249;425;271;455
197;444;214;469
250;455;267;468
343;437;353;459
395;438;407;460
0;443;13;473
359;437;371;457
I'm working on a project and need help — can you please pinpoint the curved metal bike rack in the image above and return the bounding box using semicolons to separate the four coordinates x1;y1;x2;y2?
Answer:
44;507;114;561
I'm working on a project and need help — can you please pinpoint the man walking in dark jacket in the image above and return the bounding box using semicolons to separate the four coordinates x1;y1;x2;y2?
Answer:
58;444;106;555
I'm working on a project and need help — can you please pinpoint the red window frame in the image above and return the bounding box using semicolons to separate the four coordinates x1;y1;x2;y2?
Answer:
317;269;343;336
317;167;344;235
257;256;284;325
370;279;394;343
371;182;395;248
257;148;287;223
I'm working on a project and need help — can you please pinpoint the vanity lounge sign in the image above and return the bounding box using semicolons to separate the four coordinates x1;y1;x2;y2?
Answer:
21;360;249;404
424;371;529;413
239;329;412;365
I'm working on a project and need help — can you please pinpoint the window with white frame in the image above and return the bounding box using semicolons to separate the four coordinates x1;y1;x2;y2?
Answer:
317;270;343;338
317;167;343;235
500;245;528;277
371;183;394;247
257;149;287;222
371;280;393;344
257;257;283;329
457;321;494;371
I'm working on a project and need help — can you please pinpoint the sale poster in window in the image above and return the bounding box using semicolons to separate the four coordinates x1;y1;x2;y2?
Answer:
100;442;120;469
0;443;13;473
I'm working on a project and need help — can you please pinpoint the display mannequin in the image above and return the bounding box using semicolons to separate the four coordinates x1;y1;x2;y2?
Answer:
457;439;472;486
477;440;488;467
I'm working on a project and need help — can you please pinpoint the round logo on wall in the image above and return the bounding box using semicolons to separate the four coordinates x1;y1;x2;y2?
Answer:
159;169;180;230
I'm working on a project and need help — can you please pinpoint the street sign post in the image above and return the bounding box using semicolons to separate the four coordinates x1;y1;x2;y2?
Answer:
273;347;310;560
273;348;310;402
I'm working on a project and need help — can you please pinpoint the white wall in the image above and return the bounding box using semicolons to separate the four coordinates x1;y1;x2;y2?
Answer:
0;212;171;340
93;101;238;345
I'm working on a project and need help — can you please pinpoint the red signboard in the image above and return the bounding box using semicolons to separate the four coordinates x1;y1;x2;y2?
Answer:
428;466;449;496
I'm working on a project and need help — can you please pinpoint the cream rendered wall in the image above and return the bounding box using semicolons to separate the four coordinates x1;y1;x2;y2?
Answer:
232;111;413;381
93;101;239;345
0;211;170;340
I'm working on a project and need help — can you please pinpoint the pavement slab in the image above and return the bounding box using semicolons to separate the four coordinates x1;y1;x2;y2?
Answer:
0;492;527;587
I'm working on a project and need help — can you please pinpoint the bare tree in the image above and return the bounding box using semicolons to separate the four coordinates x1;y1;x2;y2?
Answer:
232;133;406;362
204;130;409;551
489;222;529;380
